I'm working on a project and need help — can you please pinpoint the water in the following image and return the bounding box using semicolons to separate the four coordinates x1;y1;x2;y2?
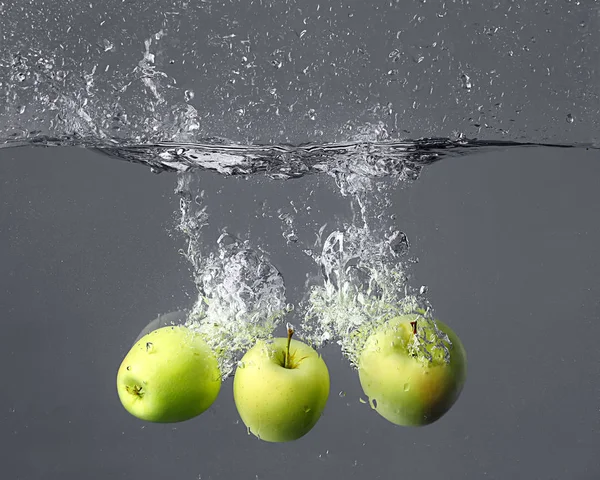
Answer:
2;0;600;478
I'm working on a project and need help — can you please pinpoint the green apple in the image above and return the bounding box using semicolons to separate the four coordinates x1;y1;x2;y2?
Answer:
358;313;467;426
233;328;330;442
117;325;221;423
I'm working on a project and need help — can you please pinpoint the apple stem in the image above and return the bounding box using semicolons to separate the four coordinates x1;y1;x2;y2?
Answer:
284;326;294;369
410;320;418;335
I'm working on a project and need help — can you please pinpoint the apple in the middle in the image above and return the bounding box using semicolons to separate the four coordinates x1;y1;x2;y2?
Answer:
233;328;330;442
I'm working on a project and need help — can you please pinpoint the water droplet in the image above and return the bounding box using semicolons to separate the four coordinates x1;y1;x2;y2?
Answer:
184;90;195;102
338;391;346;397
369;398;378;409
246;426;251;435
307;108;317;121
566;113;574;123
304;406;312;413
419;285;428;295
579;21;586;28
359;398;367;404
388;230;409;255
404;383;410;391
237;361;245;369
461;73;472;90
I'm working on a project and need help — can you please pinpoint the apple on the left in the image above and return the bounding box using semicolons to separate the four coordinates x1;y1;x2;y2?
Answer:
117;325;221;423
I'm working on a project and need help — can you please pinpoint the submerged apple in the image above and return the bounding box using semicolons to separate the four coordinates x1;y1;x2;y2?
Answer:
358;313;467;426
117;325;221;423
233;328;330;442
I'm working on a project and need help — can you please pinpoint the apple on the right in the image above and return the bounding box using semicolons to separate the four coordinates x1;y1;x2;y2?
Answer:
357;313;467;426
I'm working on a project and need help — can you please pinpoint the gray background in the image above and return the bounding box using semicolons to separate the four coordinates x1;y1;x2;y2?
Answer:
1;144;599;479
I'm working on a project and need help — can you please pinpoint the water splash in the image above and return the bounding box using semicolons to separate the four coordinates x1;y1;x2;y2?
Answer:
298;160;452;367
176;174;290;378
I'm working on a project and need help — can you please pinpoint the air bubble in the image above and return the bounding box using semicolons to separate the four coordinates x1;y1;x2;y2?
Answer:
184;90;195;102
403;383;410;392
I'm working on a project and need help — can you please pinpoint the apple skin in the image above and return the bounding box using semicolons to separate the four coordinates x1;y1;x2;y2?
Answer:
117;325;221;423
358;314;467;427
233;337;330;442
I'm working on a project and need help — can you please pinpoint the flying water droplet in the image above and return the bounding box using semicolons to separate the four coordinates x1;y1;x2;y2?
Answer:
566;113;574;123
338;391;346;397
461;74;472;90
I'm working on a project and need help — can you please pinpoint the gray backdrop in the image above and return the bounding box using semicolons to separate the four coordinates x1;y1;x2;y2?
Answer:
1;144;599;479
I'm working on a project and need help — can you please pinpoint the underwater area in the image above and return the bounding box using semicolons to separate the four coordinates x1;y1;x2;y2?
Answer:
1;0;600;479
